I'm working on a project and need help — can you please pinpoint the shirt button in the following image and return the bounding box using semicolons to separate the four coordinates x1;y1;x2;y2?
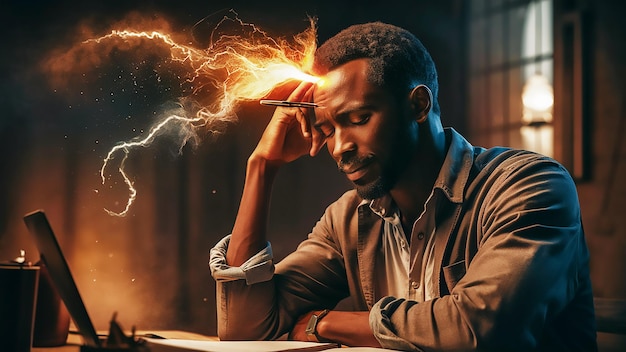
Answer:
411;281;420;289
417;232;425;240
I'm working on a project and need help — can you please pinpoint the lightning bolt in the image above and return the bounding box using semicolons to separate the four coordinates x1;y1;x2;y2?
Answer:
99;112;205;217
73;11;320;216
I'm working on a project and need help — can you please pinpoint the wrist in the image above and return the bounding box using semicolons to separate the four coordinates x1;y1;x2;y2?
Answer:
315;311;330;340
247;154;279;173
305;309;330;342
248;148;287;171
244;155;280;191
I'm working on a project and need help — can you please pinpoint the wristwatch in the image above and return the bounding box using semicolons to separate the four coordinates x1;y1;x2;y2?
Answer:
305;309;330;342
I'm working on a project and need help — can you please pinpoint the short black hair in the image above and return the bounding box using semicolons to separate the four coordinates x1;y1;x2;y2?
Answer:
313;22;440;115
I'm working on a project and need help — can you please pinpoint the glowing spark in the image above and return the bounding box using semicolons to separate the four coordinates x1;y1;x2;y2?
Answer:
79;13;320;216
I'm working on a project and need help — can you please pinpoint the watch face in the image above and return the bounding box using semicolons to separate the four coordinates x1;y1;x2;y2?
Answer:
305;315;318;335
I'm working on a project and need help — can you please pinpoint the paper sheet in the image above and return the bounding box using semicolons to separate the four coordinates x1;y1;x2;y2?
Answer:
144;338;339;352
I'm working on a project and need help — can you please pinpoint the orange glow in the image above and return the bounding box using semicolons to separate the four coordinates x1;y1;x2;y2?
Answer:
63;14;321;216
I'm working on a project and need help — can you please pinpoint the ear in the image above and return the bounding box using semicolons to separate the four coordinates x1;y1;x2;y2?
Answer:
409;85;433;124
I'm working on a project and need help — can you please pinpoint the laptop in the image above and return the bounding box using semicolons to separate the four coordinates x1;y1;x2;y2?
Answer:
23;210;101;347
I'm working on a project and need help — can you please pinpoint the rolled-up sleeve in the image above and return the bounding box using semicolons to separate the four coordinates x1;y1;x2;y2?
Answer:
209;235;275;285
370;296;422;351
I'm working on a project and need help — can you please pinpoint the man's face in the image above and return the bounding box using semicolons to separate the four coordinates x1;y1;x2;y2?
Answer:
312;59;417;199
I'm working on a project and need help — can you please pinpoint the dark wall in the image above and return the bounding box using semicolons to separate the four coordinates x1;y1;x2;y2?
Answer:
0;0;466;335
575;1;626;299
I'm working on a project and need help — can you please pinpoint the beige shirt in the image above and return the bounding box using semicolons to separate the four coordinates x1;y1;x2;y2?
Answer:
368;192;438;303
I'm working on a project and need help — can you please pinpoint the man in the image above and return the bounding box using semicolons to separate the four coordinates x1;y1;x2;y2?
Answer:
209;22;597;351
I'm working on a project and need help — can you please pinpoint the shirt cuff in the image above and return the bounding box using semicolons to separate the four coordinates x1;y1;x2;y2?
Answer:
369;296;420;351
208;234;275;285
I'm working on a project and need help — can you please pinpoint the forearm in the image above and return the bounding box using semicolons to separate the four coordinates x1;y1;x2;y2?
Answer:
227;155;279;266
317;311;381;347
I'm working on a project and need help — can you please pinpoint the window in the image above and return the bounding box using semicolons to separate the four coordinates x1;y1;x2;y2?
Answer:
468;0;554;157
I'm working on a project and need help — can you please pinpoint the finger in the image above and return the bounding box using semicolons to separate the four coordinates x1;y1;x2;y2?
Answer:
292;82;317;139
303;81;316;103
304;83;324;156
295;108;311;138
287;81;314;102
309;128;326;157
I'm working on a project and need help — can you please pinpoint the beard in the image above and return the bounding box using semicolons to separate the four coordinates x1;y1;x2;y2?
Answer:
355;175;388;200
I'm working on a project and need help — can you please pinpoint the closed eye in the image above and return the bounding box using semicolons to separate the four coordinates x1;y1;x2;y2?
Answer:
349;112;371;125
314;109;372;138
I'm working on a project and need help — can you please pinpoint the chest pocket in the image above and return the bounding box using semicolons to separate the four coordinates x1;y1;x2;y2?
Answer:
442;260;466;291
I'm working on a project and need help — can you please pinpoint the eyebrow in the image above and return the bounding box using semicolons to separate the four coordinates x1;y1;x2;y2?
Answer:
315;102;378;125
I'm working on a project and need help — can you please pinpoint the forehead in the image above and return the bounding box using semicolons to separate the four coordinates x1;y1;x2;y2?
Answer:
313;58;373;105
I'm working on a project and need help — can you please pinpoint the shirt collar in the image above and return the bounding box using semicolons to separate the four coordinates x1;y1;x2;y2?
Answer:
367;194;398;222
432;128;476;204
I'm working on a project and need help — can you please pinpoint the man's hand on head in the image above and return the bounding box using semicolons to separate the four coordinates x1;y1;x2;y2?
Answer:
252;81;317;166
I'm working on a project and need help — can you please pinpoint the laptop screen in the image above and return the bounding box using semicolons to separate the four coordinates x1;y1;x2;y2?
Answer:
23;210;101;347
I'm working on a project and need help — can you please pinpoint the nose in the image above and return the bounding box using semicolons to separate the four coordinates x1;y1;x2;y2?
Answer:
331;128;356;160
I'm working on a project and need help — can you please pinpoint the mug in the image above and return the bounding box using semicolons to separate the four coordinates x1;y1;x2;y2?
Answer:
0;262;40;352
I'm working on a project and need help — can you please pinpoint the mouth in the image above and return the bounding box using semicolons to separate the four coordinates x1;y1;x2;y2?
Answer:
339;159;374;183
344;167;368;182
